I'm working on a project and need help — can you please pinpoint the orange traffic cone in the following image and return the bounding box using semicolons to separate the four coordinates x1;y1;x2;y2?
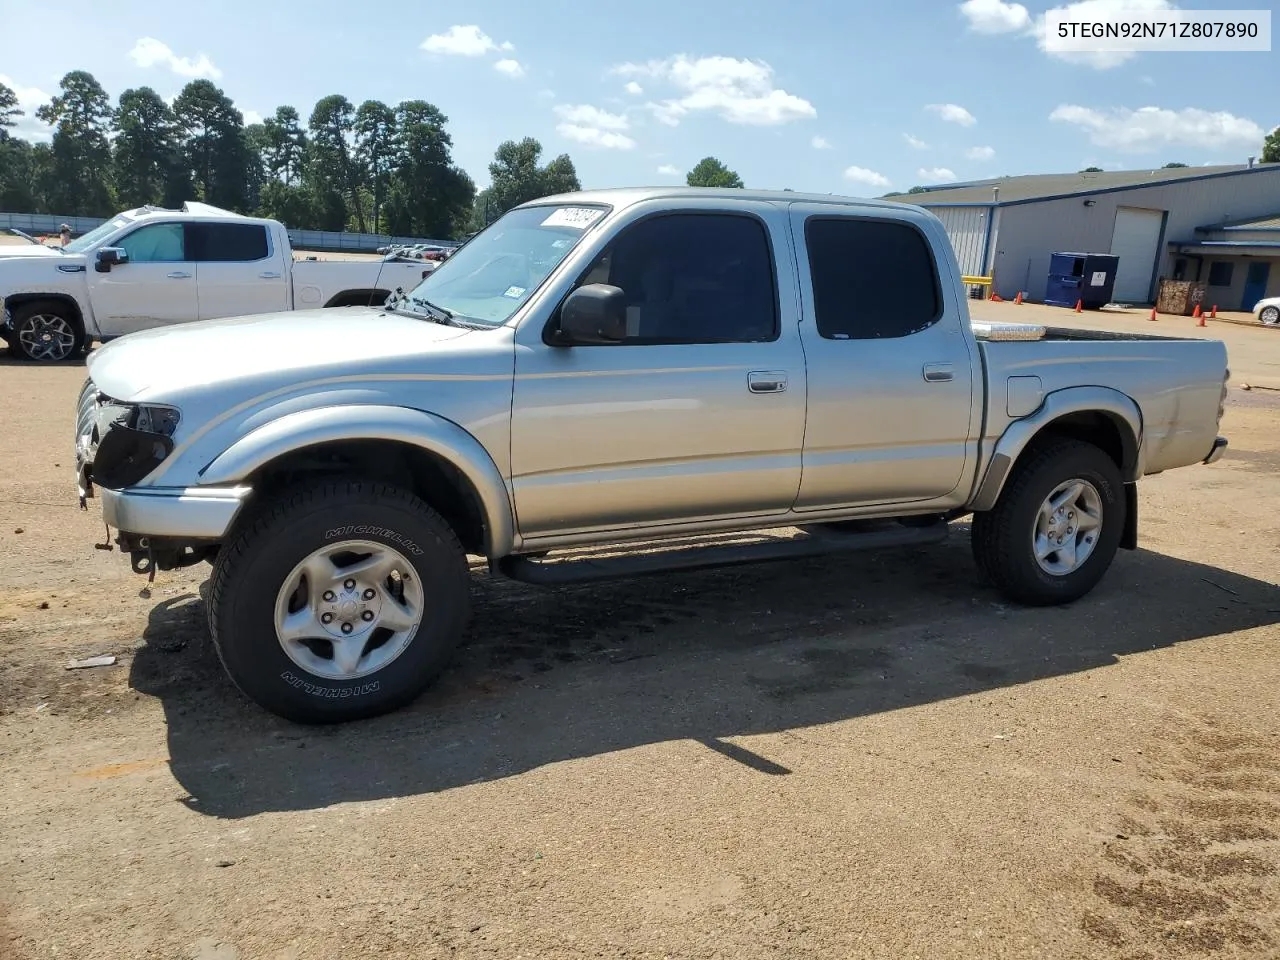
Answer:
1193;303;1202;320
1197;308;1206;328
1074;299;1082;313
1210;304;1218;319
1014;291;1023;305
1149;307;1158;321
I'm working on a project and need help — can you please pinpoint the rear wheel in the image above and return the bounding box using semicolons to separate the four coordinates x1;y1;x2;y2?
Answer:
1260;305;1280;326
209;480;470;723
971;438;1124;605
10;300;85;363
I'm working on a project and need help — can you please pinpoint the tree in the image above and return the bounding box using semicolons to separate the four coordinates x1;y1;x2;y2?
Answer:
1163;162;1189;168
0;80;20;137
1262;126;1280;164
384;100;474;239
354;100;397;233
306;94;364;231
112;87;180;208
260;106;307;184
35;70;114;215
1080;166;1104;173
173;79;251;210
477;137;581;227
686;156;743;188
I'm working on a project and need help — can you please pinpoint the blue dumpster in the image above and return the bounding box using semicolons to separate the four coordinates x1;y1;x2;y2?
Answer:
1045;252;1119;309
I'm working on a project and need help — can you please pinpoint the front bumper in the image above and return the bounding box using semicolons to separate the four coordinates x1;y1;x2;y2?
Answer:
1203;436;1228;465
99;484;252;540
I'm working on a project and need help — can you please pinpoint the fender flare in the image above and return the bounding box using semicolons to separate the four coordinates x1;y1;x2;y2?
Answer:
196;404;515;556
970;385;1142;513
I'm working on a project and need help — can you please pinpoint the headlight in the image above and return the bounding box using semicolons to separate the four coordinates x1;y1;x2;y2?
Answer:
88;400;182;489
133;404;181;437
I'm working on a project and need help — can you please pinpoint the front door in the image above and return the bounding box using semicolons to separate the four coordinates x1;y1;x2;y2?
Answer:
1242;261;1271;312
510;207;808;539
788;205;979;510
88;221;198;336
191;221;290;319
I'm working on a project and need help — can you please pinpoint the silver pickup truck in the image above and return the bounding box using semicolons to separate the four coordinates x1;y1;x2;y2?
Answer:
72;187;1230;722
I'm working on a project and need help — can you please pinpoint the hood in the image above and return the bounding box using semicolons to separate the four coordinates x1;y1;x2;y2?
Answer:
0;244;71;259
86;307;477;403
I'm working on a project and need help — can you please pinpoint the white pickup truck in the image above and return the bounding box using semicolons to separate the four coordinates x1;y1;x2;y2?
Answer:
0;202;435;362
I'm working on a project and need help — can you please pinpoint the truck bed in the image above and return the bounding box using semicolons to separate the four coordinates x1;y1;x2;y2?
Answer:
975;321;1228;475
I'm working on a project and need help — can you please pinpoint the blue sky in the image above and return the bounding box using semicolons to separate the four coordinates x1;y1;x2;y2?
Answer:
1;0;1275;195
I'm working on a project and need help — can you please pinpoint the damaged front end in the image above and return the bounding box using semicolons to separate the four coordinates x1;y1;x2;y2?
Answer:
75;378;219;574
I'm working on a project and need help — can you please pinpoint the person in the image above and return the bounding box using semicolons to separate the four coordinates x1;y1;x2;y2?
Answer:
59;224;72;248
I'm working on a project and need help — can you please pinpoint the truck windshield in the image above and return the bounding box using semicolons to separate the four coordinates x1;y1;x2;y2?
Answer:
64;216;132;254
399;203;610;325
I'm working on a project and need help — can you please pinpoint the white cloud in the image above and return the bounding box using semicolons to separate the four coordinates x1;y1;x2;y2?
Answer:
614;55;815;126
903;133;929;149
554;103;635;150
537;89;556;101
625;81;644;95
242;109;264;126
1034;0;1177;68
1049;104;1264;152
918;167;958;182
811;135;832;149
421;25;512;57
844;166;892;188
494;59;525;78
128;37;222;79
958;0;1031;33
0;73;52;140
657;164;682;176
926;103;976;126
965;144;996;160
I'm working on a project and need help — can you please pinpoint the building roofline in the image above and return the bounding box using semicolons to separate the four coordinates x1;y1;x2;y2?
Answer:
905;164;1280;209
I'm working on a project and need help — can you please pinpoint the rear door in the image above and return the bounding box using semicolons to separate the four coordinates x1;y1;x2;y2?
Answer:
88;221;198;335
788;204;979;511
191;221;290;320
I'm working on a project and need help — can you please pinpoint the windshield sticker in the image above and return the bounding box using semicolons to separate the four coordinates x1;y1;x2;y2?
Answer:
503;285;527;298
541;207;604;230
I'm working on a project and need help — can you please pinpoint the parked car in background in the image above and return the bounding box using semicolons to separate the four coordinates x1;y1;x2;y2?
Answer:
0;202;434;362
71;187;1230;723
1253;295;1280;325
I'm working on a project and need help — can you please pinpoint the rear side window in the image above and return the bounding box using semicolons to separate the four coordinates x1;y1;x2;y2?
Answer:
804;217;942;339
189;223;270;262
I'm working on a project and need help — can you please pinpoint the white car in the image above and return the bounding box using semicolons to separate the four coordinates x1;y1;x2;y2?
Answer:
1253;296;1280;326
0;202;437;362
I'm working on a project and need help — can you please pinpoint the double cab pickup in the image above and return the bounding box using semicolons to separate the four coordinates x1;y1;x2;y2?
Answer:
72;188;1230;722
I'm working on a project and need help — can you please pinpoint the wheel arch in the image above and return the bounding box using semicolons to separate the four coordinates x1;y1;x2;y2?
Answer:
971;386;1142;513
197;405;515;557
5;292;86;331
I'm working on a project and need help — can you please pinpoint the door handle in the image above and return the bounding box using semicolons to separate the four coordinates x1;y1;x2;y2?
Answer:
167;271;192;279
259;271;282;279
922;362;954;383
748;370;788;394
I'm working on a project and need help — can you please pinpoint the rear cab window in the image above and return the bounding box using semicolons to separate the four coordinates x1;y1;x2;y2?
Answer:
803;216;942;339
188;222;271;262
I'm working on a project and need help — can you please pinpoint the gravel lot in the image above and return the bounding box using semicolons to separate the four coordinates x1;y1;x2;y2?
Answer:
1;305;1279;960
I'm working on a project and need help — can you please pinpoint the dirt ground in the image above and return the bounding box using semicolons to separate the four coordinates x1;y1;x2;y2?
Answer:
1;310;1279;960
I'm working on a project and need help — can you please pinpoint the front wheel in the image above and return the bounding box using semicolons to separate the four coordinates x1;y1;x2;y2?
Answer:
1260;305;1280;326
10;300;85;362
971;438;1125;606
208;481;470;723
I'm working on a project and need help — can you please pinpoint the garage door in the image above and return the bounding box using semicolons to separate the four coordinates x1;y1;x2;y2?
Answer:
1109;207;1164;303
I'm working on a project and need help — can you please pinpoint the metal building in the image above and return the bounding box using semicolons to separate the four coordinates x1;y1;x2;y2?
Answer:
886;163;1280;310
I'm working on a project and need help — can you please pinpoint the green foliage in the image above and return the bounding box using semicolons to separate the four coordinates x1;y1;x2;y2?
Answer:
0;70;573;241
1262;126;1280;164
1080;166;1104;173
1162;162;1188;168
686;156;743;188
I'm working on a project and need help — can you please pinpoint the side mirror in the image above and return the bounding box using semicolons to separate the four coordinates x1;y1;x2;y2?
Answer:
557;283;627;345
95;247;127;272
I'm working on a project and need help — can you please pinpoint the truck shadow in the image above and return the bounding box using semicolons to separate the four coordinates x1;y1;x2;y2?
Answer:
128;531;1280;819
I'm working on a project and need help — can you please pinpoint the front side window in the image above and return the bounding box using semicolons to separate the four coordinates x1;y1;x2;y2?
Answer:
116;223;186;263
573;212;778;343
805;216;942;339
190;223;270;262
400;204;609;325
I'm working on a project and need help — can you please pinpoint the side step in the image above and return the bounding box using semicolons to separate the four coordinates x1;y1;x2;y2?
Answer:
496;522;950;586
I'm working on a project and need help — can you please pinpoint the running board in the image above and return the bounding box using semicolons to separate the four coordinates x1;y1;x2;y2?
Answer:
496;523;950;586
